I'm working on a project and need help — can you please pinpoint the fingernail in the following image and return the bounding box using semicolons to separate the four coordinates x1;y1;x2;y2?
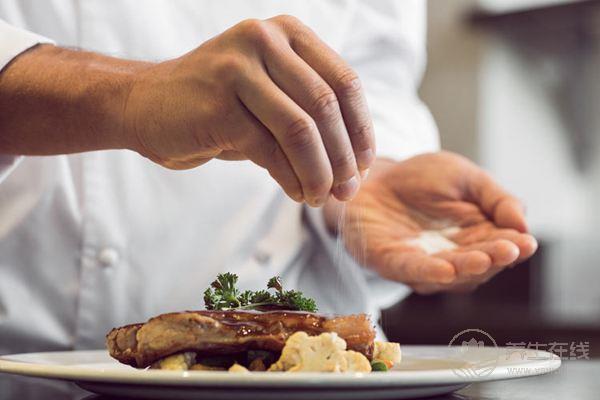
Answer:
528;237;539;255
356;149;375;169
307;194;327;208
360;168;370;180
333;176;359;201
315;197;327;207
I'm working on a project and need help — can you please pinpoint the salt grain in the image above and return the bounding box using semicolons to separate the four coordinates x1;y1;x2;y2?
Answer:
405;227;460;255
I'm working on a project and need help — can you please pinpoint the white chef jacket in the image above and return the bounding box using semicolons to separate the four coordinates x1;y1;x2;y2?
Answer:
0;0;439;355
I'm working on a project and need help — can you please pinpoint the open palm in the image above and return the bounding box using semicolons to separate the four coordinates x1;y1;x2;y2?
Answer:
329;152;538;294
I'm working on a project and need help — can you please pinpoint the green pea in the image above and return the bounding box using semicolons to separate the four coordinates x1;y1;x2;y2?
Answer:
371;360;388;372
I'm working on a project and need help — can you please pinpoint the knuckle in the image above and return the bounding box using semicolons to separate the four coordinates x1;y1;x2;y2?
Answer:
264;142;287;166
268;15;307;44
309;88;340;120
271;14;302;28
216;54;245;80
284;117;318;151
350;124;373;152
330;149;356;178
238;18;273;46
335;69;362;96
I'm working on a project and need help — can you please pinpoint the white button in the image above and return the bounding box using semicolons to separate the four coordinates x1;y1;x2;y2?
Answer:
97;247;119;267
253;250;271;265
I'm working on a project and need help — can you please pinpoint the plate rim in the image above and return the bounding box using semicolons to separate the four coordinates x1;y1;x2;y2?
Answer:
0;345;562;387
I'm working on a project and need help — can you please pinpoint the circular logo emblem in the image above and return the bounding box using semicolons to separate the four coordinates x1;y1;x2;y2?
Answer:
448;328;499;379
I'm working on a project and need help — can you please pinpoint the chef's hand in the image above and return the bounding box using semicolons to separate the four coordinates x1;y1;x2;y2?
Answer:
0;16;373;206
323;151;538;294
125;16;374;205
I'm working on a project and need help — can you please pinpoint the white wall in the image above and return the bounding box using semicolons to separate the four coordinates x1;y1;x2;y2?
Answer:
478;36;591;238
421;0;600;319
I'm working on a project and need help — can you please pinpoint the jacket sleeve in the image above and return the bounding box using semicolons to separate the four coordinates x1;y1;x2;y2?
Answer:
304;0;438;316
0;19;54;183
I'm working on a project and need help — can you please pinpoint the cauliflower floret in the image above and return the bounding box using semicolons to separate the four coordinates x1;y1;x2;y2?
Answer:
344;350;372;372
152;352;196;370
190;363;224;371
373;341;401;366
268;332;371;373
228;363;250;373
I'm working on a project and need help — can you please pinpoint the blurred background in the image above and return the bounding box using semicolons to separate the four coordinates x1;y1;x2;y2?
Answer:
382;0;600;358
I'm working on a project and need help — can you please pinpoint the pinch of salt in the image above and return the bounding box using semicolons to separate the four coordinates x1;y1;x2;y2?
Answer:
405;227;460;255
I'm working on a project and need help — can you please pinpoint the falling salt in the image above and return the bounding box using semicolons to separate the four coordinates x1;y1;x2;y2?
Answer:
405;227;460;255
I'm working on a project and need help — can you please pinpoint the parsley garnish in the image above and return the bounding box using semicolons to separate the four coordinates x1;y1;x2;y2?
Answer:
203;273;317;312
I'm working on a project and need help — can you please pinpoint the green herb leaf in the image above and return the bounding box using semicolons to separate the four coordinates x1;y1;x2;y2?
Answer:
204;273;243;310
250;290;273;304
282;290;318;313
203;274;318;312
203;288;217;310
267;276;283;293
238;290;254;307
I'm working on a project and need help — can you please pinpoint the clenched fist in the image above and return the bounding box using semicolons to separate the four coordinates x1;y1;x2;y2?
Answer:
124;16;375;206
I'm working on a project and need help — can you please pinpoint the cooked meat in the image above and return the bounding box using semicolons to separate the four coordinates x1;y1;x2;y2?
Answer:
106;310;375;368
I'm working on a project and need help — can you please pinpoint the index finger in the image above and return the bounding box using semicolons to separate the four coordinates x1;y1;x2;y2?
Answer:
271;15;376;173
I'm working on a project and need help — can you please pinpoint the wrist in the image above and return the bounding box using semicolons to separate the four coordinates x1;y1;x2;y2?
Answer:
77;51;152;152
118;59;175;160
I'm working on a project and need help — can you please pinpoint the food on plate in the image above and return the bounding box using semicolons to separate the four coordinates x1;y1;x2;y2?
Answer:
151;351;196;371
106;273;400;373
370;360;389;372
106;309;375;368
228;363;250;373
373;340;402;367
268;331;371;372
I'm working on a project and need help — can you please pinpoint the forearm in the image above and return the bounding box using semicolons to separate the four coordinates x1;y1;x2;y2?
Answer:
0;44;148;155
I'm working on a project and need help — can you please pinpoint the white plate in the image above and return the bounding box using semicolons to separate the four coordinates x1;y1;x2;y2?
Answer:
0;346;560;399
